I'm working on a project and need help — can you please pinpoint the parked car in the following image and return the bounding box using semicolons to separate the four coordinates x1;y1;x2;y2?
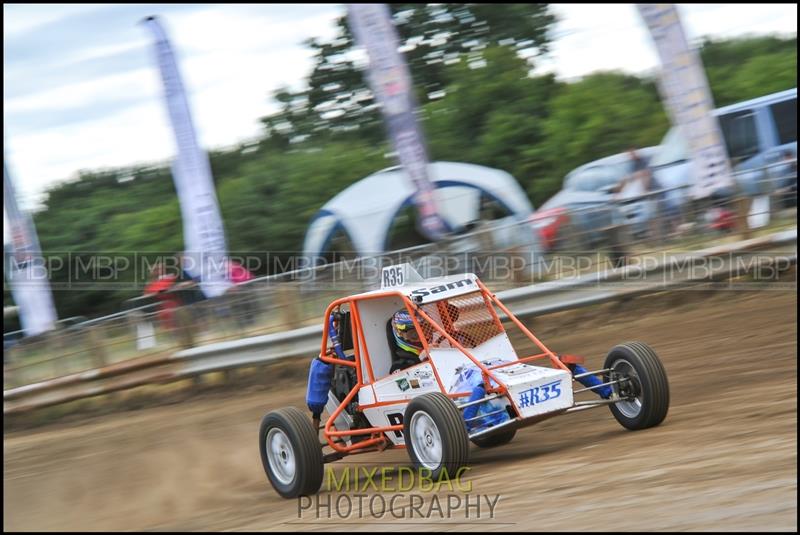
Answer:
530;147;658;252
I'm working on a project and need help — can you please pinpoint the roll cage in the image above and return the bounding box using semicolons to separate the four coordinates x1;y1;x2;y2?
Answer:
317;278;571;457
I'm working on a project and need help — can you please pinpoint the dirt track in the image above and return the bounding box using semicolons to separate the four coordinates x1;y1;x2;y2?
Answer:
4;288;797;531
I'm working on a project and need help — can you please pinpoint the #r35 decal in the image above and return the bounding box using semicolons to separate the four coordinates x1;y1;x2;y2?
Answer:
518;380;562;409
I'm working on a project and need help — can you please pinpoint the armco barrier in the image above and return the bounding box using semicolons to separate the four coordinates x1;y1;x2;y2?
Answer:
4;228;796;414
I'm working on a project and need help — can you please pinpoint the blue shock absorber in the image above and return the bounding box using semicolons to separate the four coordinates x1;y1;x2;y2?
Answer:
463;385;487;430
571;364;612;399
462;373;510;431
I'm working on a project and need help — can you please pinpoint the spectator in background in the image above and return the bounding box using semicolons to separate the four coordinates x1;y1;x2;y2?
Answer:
628;147;654;191
605;148;653;266
228;259;254;285
172;253;210;335
615;147;675;242
174;253;206;307
143;261;181;331
612;147;655;195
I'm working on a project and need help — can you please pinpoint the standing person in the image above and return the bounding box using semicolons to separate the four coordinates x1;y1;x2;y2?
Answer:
632;146;671;242
632;147;654;187
143;261;181;332
172;253;208;336
228;259;254;285
616;147;669;243
605;148;654;266
174;253;206;306
612;148;655;195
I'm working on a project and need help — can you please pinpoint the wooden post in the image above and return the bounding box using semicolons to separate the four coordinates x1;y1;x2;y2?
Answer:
3;343;20;389
87;325;108;370
276;283;300;329
173;306;195;349
736;196;752;240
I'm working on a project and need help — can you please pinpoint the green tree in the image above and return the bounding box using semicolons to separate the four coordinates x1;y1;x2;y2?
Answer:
263;4;558;145
528;72;669;205
10;33;796;324
700;35;797;106
217;141;389;259
422;46;561;192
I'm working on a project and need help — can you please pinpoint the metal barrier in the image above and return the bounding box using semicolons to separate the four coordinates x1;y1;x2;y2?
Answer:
2;161;796;395
3;228;796;414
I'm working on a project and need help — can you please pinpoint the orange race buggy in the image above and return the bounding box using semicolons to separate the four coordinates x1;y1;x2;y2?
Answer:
259;264;669;498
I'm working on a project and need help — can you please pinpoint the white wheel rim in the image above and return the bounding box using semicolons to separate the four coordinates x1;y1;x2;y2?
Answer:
613;358;642;418
266;428;296;485
409;410;443;470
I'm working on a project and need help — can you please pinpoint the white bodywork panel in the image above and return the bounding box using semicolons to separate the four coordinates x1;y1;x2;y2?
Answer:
360;357;573;445
360;363;439;446
427;349;475;395
466;332;518;362
354;295;406;381
494;364;573;418
358;385;375;405
427;333;518;394
371;363;440;402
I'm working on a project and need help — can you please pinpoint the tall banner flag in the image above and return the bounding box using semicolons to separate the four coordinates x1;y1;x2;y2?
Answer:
141;16;231;297
4;161;58;336
637;4;734;199
347;4;449;241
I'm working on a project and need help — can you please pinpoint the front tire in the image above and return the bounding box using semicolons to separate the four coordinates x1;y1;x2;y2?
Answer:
404;393;469;479
604;342;669;430
259;407;324;498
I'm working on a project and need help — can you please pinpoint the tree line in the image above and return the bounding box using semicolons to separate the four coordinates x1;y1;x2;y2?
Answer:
4;3;797;324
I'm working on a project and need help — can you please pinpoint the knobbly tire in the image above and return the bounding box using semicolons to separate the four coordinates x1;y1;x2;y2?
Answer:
259;407;324;498
404;392;470;480
604;342;670;430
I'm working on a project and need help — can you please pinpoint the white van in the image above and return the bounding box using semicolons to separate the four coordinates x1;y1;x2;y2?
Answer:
650;87;797;200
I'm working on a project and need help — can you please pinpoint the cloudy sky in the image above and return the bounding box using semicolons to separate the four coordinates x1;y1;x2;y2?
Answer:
3;3;797;213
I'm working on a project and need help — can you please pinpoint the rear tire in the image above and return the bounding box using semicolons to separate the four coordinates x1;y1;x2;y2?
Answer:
404;393;469;479
471;428;516;448
604;342;669;430
259;407;324;498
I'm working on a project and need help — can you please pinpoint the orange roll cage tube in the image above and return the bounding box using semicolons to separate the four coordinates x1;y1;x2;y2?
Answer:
315;282;571;455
